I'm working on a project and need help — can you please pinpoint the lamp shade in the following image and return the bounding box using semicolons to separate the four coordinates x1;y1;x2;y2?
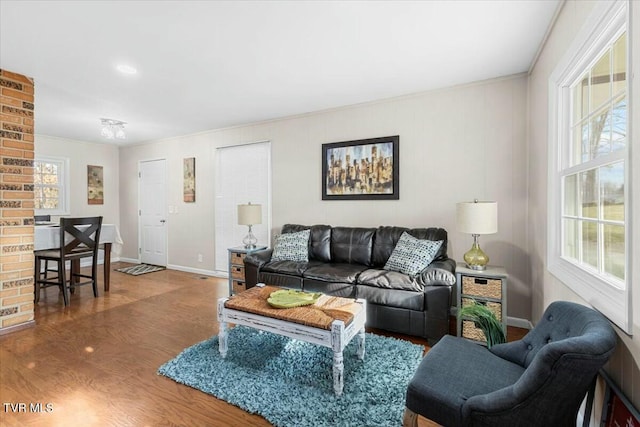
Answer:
237;203;262;226
456;201;498;235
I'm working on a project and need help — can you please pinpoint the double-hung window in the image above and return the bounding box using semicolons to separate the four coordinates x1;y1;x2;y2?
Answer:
548;0;630;332
34;156;70;216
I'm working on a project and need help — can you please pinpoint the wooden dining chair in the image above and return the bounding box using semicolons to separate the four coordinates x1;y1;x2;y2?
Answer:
34;216;103;305
34;215;58;279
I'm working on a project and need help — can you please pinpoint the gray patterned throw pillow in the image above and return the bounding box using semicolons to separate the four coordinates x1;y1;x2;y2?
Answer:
384;232;443;276
271;229;311;262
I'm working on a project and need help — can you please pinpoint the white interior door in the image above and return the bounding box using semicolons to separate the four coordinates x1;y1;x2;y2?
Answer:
139;159;167;266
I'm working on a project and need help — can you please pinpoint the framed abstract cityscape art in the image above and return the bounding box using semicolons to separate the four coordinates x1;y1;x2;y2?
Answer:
322;135;399;200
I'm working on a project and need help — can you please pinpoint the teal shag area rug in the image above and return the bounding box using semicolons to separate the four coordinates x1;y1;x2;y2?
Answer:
158;326;423;427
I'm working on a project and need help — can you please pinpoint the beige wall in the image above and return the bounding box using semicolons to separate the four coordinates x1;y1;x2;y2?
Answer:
119;74;532;322
34;135;121;234
118;134;216;272
528;0;640;412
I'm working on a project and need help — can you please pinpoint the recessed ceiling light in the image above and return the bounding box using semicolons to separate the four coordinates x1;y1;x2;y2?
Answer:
116;64;138;75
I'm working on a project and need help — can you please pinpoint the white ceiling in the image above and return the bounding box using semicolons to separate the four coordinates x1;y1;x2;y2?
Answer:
0;0;560;145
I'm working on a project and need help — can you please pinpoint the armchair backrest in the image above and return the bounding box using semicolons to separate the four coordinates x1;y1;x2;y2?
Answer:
491;301;616;368
476;301;617;425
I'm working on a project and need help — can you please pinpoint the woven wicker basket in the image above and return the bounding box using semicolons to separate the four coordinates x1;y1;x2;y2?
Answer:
231;252;246;264
462;320;487;342
232;280;246;294
461;276;502;299
461;297;502;321
230;266;244;279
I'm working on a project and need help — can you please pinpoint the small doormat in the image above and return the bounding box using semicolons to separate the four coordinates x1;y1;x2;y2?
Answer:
116;264;166;276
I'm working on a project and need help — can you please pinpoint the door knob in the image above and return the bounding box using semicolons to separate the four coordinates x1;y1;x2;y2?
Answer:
160;219;166;224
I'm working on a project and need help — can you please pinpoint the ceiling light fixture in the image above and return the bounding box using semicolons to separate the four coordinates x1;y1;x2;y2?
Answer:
116;64;138;75
100;118;127;140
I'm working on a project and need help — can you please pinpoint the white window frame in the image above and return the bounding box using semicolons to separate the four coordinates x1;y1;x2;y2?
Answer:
34;155;70;216
547;0;631;333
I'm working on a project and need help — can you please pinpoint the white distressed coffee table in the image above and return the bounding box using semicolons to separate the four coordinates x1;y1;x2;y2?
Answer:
217;285;366;396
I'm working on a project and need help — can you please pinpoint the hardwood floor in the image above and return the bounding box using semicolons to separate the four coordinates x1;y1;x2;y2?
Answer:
0;264;528;427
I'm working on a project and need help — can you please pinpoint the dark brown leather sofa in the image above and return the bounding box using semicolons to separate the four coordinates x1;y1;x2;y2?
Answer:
244;224;456;344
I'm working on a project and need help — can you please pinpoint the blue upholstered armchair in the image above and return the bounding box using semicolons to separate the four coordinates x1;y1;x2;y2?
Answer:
404;301;617;426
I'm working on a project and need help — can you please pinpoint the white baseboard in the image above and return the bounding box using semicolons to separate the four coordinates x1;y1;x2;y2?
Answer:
166;264;227;278
0;320;35;336
508;316;534;330
114;259;229;278
115;260;227;279
71;256;121;268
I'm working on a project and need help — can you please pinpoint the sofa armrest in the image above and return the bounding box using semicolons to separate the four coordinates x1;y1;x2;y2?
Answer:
244;248;273;268
418;257;456;287
244;249;273;288
423;284;452;344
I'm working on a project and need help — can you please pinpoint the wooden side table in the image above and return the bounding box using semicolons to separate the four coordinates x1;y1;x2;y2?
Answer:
227;246;267;295
456;262;508;345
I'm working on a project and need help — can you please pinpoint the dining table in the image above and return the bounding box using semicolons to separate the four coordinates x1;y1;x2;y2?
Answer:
34;223;123;291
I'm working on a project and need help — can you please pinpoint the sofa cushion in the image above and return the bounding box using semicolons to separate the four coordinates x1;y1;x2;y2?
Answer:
302;279;356;298
383;232;443;276
258;271;303;290
371;226;409;267
408;228;448;260
330;227;375;266
261;260;322;276
271;229;310;262
372;226;449;266
303;263;367;284
282;224;331;262
406;335;525;427
356;284;424;311
358;268;423;292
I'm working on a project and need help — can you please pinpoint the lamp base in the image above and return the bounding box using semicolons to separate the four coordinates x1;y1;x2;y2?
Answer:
466;263;487;271
463;235;489;271
242;225;258;249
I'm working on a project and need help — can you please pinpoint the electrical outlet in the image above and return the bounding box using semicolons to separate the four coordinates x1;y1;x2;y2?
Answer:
197;254;203;263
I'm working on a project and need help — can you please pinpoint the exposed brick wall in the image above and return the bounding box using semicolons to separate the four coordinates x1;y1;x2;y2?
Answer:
0;69;35;330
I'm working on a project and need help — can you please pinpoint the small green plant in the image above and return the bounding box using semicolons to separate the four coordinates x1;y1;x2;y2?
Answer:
459;300;506;348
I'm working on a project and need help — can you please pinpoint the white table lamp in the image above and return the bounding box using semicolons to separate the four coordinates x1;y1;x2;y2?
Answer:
456;200;498;270
237;203;262;249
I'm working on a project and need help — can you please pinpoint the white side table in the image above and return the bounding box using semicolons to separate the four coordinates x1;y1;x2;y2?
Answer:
456;262;508;344
227;246;267;295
